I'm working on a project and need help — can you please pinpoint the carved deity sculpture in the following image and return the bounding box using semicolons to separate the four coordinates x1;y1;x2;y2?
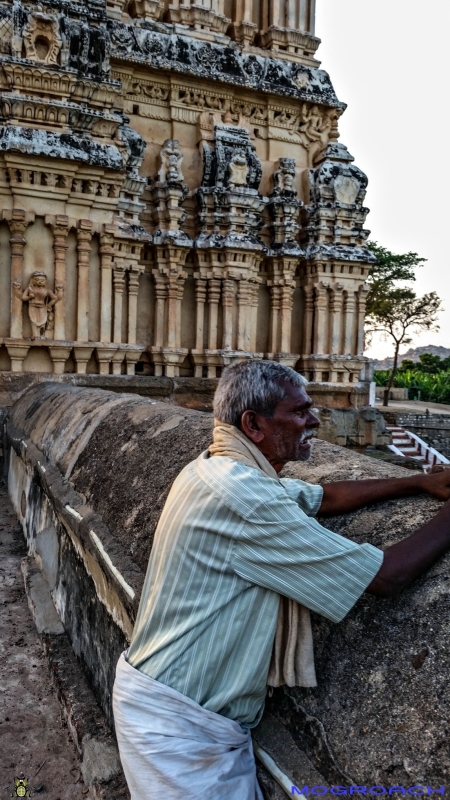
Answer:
22;13;62;65
301;105;331;166
158;139;184;183
13;272;63;339
228;151;248;186
272;157;296;195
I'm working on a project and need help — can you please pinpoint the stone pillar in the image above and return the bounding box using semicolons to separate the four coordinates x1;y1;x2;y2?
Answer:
249;281;259;353
76;221;92;342
357;285;369;356
302;285;314;355
50;216;69;341
207;278;221;350
9;211;29;339
194;274;207;351
330;285;343;354
237;279;252;351
280;282;294;353
344;291;355;355
113;267;126;344
175;280;185;349
153;274;167;349
127;269;141;345
269;283;281;353
97;347;118;375
313;282;328;354
99;229;115;343
222;278;234;350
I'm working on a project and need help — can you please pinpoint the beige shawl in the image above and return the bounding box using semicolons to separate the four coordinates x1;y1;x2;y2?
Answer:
209;421;317;688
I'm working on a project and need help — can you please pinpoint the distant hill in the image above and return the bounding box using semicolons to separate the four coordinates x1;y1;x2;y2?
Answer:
372;345;450;370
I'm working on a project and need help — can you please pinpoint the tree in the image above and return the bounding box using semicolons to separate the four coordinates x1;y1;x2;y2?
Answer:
366;288;442;405
366;241;427;316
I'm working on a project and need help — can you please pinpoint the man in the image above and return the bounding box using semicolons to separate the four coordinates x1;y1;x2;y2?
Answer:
113;361;450;799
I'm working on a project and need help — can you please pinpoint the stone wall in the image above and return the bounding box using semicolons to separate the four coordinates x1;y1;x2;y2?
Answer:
5;383;450;786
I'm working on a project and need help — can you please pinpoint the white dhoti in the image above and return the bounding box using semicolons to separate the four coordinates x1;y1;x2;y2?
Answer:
113;652;264;800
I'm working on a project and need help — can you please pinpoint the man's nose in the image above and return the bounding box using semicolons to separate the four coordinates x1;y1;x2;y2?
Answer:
308;409;321;428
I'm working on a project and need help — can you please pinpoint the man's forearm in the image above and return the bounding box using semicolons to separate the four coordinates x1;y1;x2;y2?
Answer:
319;474;428;516
367;499;450;596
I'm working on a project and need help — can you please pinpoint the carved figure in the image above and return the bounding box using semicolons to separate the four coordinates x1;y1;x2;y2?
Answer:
13;272;63;339
23;13;62;65
273;158;296;195
228;152;248;186
301;105;331;166
158;139;184;183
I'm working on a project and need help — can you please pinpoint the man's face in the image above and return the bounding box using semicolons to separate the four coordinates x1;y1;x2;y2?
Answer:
242;381;320;471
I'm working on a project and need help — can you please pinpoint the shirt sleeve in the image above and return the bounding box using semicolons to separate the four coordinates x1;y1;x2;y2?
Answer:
232;490;384;623
279;477;324;517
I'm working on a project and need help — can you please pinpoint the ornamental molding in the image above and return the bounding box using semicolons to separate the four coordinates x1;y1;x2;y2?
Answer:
108;22;343;108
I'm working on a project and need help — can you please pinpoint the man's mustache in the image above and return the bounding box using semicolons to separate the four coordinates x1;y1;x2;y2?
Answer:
299;428;316;443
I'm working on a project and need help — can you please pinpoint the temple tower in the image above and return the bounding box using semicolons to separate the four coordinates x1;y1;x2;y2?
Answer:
0;0;374;403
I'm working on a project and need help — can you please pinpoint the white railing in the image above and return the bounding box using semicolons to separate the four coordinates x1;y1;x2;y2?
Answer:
387;427;449;472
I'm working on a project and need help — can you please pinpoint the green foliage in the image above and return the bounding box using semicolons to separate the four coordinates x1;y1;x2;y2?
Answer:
366;241;427;316
398;353;450;374
374;362;450;405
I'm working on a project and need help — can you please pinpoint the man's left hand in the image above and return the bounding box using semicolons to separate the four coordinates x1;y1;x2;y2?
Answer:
423;467;450;501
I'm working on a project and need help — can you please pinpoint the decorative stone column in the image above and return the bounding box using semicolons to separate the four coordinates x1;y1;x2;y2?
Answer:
269;283;281;353
221;278;234;351
50;216;69;341
249;281;259;353
237;279;252;351
280;281;295;354
344;291;355;355
99;228;115;343
76;221;92;342
357;285;369;356
302;285;314;356
207;278;221;351
113;267;126;344
313;281;328;354
9;211;29;339
127;269;141;345
330;284;343;354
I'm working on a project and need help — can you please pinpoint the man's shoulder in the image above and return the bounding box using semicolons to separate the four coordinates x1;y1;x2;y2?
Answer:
193;451;287;518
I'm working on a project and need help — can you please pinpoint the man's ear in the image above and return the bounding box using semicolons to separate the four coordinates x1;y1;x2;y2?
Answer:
241;410;264;443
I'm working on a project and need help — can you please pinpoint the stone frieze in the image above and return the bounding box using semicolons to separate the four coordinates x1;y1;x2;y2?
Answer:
108;21;343;108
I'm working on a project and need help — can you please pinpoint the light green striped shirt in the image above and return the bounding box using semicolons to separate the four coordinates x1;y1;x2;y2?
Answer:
127;452;383;728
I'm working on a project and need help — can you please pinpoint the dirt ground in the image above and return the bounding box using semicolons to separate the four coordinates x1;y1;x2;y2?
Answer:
0;468;86;799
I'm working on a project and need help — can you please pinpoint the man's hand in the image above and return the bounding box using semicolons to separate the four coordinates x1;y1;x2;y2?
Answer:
421;468;450;501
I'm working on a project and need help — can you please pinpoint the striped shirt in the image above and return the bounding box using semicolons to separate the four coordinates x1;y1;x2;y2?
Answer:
127;452;383;728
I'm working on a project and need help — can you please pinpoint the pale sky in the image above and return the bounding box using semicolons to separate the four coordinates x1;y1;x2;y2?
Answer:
315;0;450;359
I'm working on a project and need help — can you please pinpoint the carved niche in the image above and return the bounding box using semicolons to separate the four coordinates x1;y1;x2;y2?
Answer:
23;13;62;65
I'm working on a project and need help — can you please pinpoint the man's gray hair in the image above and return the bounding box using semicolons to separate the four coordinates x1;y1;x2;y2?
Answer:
214;360;308;428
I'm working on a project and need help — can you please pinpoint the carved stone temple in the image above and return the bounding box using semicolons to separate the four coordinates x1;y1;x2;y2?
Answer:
0;0;376;400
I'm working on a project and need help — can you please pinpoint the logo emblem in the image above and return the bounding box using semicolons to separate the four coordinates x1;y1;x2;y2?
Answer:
12;778;30;797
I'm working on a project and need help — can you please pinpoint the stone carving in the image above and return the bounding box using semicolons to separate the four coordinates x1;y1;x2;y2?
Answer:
106;22;343;107
23;13;62;65
300;104;331;165
13;272;63;339
118;123;146;176
201;124;262;190
158;139;184;183
268;158;303;250
228;151;248;187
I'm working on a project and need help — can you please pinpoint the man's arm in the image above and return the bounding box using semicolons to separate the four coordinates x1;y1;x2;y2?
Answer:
318;471;450;516
366;499;450;597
